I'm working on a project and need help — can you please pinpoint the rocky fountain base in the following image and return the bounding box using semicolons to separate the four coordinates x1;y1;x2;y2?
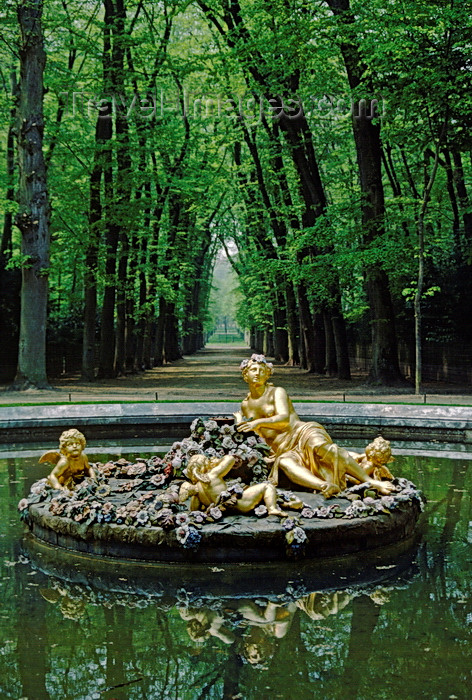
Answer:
19;418;423;564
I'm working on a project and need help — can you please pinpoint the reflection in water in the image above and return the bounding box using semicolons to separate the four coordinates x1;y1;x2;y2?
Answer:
0;450;471;699
33;576;390;697
13;537;417;700
40;586;86;620
17;571;50;700
340;594;381;699
177;595;350;666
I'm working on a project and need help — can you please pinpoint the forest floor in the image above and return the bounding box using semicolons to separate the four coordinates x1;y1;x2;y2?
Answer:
1;344;471;405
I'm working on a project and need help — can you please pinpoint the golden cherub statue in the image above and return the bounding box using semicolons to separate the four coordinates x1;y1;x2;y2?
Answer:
350;436;395;482
179;453;299;517
234;354;395;498
40;429;95;491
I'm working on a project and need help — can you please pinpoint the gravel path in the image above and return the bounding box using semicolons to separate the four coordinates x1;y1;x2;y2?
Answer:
0;344;470;405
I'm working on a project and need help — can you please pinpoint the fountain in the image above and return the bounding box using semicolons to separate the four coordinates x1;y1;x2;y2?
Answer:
18;355;423;564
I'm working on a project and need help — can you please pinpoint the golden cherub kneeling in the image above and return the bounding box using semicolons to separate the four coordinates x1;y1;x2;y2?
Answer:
40;428;96;491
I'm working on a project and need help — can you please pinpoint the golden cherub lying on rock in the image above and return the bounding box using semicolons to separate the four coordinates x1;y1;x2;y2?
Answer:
350;436;395;482
179;453;302;517
40;429;96;491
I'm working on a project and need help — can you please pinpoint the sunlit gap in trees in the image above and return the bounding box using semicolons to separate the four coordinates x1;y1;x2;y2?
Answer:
207;247;246;347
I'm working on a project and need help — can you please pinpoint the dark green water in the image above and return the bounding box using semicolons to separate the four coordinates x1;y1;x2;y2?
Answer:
0;445;471;700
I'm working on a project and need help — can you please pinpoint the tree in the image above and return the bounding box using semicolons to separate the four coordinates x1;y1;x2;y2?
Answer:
13;0;51;389
325;0;404;385
2;0;471;387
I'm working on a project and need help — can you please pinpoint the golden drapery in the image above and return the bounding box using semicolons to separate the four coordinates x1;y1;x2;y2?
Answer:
270;420;349;489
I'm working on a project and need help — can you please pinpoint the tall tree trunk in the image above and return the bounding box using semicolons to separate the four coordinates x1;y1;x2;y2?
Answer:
13;0;51;389
277;114;349;377
452;150;472;254
327;0;404;385
1;69;17;262
264;124;301;367
142;216;163;368
134;179;151;371
381;145;413;241
296;282;317;372
82;2;115;381
415;144;444;394
135;263;147;370
97;0;117;379
152;297;166;366
277;113;337;372
201;5;333;373
164;302;181;362
114;213;129;373
285;284;300;365
82;116;106;381
312;311;326;374
273;294;289;362
98;222;118;378
82;257;98;381
323;312;338;376
332;309;351;380
113;0;132;376
442;148;460;246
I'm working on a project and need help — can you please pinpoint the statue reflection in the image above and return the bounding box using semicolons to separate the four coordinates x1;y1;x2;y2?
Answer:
35;578;395;696
40;587;86;620
179;600;296;666
296;591;351;621
179;591;354;667
179;606;236;645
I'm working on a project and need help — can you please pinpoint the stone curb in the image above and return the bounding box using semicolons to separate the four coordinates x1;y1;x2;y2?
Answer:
2;401;472;443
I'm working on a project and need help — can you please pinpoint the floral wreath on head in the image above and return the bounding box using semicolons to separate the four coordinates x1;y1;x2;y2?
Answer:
240;353;274;373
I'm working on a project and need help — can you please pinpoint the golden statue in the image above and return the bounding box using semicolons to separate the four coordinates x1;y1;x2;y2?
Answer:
40;429;95;491
350;436;395;482
235;354;395;498
178;453;298;516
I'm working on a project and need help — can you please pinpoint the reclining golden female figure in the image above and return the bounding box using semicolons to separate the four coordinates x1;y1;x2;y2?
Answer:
235;355;394;498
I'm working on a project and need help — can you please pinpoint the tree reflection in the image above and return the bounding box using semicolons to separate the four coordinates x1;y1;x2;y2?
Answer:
17;577;50;700
339;594;382;698
103;606;134;700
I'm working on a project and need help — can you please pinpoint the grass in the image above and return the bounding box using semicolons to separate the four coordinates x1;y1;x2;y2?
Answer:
0;399;237;407
0;398;469;408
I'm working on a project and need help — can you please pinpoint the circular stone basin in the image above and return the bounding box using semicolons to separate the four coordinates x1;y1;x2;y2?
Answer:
23;479;423;563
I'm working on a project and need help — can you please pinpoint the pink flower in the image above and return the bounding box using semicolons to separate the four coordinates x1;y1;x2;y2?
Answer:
208;507;223;520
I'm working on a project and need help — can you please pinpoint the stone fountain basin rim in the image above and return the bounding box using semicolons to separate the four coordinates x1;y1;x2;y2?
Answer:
2;401;472;424
2;402;472;444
